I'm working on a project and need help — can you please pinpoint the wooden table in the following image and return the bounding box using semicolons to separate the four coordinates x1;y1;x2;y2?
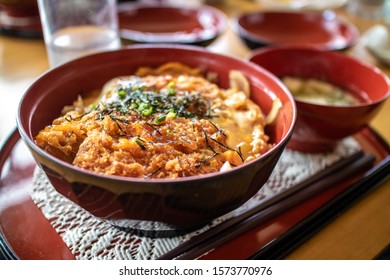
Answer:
1;0;389;259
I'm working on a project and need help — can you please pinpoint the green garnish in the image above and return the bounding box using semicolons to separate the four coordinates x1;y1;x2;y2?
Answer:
130;102;138;109
141;107;153;117
98;81;213;121
166;111;176;119
155;115;166;124
90;103;98;111
138;102;151;112
118;90;126;99
135;137;146;150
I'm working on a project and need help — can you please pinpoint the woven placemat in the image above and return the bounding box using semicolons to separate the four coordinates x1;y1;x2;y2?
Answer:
30;138;360;260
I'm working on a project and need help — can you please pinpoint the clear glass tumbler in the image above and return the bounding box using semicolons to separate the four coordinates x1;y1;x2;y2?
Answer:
38;0;121;68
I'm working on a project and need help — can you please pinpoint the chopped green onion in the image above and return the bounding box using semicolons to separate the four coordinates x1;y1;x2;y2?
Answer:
90;103;98;111
138;102;150;112
135;138;146;150
118;90;126;98
155;115;166;124
166;111;176;119
142;107;153;117
104;81;212;120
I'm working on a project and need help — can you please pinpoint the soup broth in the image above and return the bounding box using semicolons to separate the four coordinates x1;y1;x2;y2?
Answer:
282;76;361;106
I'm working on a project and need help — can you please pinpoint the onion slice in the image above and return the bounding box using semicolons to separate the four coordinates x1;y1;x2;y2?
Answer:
229;70;250;97
265;97;282;125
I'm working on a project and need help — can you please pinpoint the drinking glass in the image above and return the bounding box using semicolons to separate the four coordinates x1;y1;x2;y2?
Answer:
38;0;121;67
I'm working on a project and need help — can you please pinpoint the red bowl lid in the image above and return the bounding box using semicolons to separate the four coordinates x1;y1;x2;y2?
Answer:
235;10;359;51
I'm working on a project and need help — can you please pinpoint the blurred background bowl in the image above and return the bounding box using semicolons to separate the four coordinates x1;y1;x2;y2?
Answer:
118;3;227;46
0;0;38;17
17;45;296;234
0;0;41;37
256;0;348;10
249;46;390;153
234;10;359;51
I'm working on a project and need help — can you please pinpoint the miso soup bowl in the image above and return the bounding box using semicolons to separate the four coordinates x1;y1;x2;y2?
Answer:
249;46;390;153
17;45;296;235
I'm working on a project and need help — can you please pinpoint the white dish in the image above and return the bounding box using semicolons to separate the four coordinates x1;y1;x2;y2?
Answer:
257;0;348;10
364;25;390;67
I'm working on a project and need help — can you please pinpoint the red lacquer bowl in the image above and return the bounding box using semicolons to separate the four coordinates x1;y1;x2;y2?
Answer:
0;0;41;37
249;46;390;153
234;10;359;51
118;3;227;46
0;0;38;17
17;45;296;234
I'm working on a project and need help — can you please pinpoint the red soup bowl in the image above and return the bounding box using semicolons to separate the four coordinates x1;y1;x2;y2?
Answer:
249;46;390;153
17;45;296;235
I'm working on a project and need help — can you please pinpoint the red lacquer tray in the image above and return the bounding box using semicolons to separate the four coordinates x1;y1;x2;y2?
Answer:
0;127;389;260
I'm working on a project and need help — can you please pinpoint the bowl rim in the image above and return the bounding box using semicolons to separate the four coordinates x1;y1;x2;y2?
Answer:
117;2;228;44
233;10;360;51
247;45;390;108
17;44;297;185
258;0;348;10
